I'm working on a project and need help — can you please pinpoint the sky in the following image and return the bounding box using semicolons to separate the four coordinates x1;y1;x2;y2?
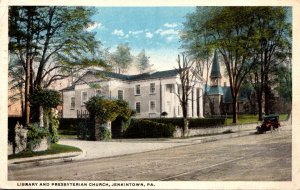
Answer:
86;7;196;72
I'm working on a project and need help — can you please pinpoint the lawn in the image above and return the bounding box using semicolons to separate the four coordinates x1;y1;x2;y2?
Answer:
8;143;82;160
224;114;288;125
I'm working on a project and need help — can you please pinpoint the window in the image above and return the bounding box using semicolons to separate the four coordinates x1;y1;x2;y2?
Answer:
118;90;124;100
135;102;141;113
70;97;75;109
81;91;88;105
135;84;141;95
150;101;156;112
150;83;155;94
95;89;101;96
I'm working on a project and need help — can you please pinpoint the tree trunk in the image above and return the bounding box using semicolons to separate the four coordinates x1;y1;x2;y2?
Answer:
25;59;30;127
182;101;189;137
39;106;44;127
264;69;270;115
257;95;263;121
183;118;189;137
232;96;238;124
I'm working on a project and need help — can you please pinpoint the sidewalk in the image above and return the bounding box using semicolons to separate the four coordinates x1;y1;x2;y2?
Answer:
8;129;256;170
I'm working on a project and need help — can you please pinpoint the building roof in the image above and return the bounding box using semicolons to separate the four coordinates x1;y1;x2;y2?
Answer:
60;85;75;92
210;50;222;78
76;69;179;84
205;85;250;103
205;85;224;95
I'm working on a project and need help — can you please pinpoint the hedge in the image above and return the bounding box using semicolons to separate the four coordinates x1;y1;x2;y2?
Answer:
59;118;86;131
139;118;226;129
188;118;226;128
144;118;184;128
124;119;176;138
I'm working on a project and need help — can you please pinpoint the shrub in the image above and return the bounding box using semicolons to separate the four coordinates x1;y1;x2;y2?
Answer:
188;118;226;128
124;119;176;138
59;118;83;132
161;112;168;117
77;120;95;140
27;123;49;151
111;116;132;138
48;111;59;143
85;97;135;140
99;127;111;140
146;118;184;128
143;118;225;129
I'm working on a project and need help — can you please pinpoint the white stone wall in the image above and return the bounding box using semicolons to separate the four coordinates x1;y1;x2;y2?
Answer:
62;90;76;118
62;74;204;119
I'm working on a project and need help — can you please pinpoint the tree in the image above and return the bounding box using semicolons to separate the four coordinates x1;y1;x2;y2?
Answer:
183;7;276;123
181;7;216;116
136;49;152;73
250;7;291;117
112;43;133;74
9;6;107;126
174;54;196;137
29;89;61;143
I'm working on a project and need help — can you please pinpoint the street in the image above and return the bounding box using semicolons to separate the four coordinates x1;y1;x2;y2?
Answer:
8;128;291;181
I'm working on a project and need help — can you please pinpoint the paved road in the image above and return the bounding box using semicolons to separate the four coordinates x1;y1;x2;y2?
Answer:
8;128;291;181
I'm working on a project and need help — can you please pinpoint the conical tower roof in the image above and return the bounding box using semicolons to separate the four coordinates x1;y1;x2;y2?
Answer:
210;50;222;78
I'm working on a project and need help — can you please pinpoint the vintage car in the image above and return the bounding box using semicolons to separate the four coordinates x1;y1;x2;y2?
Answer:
256;115;281;133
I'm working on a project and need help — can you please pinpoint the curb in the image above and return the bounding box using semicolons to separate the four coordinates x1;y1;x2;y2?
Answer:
8;131;256;170
8;152;82;170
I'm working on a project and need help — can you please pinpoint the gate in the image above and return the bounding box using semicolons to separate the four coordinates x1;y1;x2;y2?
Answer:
77;110;95;140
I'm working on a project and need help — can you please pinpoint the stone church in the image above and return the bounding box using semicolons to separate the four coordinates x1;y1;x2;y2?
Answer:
204;51;252;116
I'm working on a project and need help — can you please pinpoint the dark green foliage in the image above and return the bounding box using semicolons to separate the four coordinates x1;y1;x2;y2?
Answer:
9;6;108;90
77;122;91;140
26;123;49;151
98;127;111;140
85;97;134;123
161;112;168;117
29;89;62;109
85;96;119;124
141;118;225;129
59;118;84;131
188;118;226;128
111;116;132;138
48;111;59;143
124;119;176;138
146;118;184;128
85;96;134;140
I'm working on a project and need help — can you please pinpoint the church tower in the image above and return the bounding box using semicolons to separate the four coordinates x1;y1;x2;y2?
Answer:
208;50;223;115
210;50;222;87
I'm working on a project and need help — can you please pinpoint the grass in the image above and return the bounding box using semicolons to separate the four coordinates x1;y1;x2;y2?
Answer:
8;143;82;160
224;114;288;125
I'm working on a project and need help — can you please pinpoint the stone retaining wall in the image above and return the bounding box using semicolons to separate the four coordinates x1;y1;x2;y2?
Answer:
173;120;290;138
173;123;260;138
